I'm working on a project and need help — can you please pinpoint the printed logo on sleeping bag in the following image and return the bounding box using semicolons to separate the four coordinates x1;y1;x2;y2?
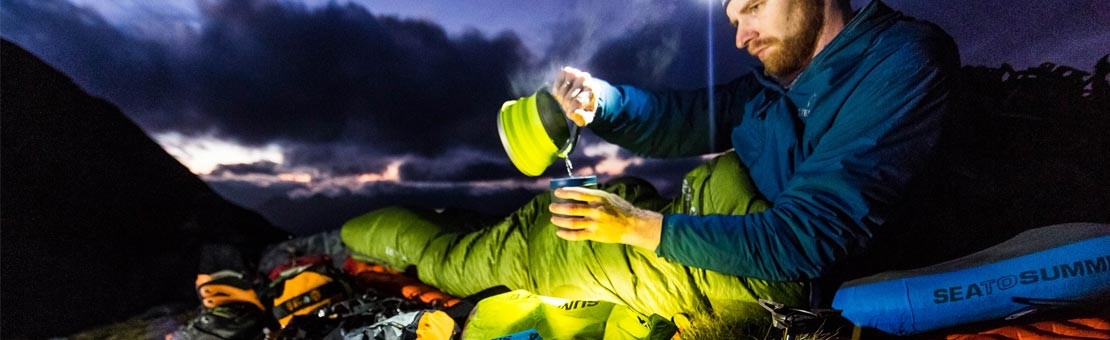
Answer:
932;255;1110;304
557;300;600;310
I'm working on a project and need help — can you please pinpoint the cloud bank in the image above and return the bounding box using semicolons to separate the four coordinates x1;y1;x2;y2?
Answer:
2;0;744;231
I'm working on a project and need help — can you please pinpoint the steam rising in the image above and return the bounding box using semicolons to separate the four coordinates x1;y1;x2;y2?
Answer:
509;0;688;97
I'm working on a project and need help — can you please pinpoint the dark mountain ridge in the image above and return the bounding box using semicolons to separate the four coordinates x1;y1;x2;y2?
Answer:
1;40;289;338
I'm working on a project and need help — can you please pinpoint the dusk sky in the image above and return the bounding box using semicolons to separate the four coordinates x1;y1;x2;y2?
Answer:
3;0;1107;233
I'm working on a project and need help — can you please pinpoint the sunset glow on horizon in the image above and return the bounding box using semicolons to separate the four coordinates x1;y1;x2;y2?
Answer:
154;132;284;175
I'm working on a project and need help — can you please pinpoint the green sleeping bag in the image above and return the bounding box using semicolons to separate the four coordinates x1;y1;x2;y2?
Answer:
341;153;805;325
463;289;678;340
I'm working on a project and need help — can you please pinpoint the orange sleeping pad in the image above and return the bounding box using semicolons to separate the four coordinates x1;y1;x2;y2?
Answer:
342;257;460;308
946;317;1110;340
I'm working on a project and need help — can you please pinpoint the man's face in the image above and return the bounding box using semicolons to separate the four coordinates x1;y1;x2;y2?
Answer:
726;0;824;78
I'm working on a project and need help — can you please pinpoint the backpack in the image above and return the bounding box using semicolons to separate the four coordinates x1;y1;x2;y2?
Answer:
265;257;354;328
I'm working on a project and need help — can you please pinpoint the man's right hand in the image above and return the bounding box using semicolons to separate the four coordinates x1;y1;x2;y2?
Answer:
552;66;598;127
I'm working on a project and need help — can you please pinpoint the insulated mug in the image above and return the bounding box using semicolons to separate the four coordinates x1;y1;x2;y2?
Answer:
550;175;598;219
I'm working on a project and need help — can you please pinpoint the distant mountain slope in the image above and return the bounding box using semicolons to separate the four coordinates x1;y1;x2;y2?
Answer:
1;40;289;338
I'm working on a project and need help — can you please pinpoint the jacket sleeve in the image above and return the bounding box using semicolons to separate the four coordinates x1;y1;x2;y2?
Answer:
655;40;959;281
588;75;762;158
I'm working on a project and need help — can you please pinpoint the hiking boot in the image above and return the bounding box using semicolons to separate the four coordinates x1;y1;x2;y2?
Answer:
167;271;276;340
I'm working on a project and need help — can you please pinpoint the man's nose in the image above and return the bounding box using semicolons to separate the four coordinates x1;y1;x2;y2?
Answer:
735;27;757;50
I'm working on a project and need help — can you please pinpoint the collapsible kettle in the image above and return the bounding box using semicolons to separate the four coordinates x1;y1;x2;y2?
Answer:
497;87;580;176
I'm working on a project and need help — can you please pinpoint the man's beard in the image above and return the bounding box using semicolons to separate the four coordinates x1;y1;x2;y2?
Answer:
754;0;824;78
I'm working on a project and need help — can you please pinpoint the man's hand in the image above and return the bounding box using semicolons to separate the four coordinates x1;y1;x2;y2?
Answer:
549;186;663;251
552;66;598;127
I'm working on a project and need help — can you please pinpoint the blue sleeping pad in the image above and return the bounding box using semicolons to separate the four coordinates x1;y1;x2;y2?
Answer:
832;223;1110;335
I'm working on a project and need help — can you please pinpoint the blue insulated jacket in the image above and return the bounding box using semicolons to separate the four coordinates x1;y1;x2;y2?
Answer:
588;1;960;281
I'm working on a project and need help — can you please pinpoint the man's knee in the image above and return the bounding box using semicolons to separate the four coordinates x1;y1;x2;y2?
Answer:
681;152;769;215
600;176;669;210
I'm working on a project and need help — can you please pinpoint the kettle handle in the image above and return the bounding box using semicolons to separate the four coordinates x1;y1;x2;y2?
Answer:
556;123;580;158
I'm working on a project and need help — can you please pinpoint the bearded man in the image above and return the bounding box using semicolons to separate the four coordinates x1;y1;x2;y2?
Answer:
341;0;960;329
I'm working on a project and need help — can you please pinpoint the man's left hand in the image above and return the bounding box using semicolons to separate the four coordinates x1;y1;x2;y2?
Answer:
549;187;663;251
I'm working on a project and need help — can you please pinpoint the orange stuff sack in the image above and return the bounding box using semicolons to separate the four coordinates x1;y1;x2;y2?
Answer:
415;310;457;340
